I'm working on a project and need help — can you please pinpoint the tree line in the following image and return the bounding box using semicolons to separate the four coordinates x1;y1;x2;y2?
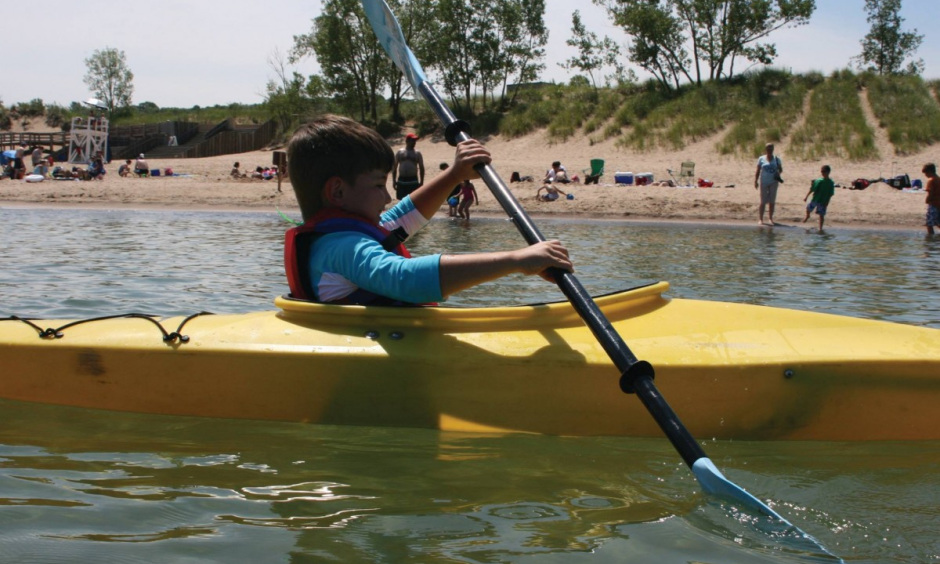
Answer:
3;0;927;135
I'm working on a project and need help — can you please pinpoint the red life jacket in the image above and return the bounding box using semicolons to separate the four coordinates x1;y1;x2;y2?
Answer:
283;208;412;304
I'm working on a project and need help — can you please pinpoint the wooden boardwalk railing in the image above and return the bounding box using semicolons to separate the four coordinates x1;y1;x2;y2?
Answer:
0;131;68;150
2;119;275;159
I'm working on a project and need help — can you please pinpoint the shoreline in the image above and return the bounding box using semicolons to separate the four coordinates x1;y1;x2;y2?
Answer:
0;199;921;233
2;126;934;234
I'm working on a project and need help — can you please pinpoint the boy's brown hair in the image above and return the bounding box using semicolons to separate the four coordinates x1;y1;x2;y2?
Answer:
287;114;394;220
924;163;937;176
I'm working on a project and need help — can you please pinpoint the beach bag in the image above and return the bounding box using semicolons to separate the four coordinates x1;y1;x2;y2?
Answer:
886;174;910;189
510;171;521;183
852;178;870;190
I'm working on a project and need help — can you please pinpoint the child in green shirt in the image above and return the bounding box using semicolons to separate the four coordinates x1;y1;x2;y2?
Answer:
803;165;835;232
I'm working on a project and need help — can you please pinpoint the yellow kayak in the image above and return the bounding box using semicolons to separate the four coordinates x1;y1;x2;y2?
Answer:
1;282;937;440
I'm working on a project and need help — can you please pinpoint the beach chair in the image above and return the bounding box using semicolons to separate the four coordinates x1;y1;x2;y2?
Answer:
678;161;695;186
583;159;604;185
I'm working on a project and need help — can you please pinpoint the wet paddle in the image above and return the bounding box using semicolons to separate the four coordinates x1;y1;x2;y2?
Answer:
361;0;840;559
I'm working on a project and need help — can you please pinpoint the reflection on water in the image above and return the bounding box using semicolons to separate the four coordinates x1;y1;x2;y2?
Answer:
5;400;934;563
1;208;939;562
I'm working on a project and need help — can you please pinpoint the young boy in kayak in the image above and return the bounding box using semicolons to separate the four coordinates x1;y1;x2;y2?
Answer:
285;114;572;305
802;165;835;232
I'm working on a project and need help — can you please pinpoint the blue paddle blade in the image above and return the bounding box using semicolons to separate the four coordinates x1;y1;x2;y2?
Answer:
361;0;427;91
693;458;843;561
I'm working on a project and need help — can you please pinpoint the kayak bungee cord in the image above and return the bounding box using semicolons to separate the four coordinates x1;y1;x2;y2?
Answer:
2;311;214;343
359;0;842;560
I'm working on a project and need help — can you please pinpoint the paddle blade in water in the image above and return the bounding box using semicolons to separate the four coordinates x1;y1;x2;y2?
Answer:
693;458;843;561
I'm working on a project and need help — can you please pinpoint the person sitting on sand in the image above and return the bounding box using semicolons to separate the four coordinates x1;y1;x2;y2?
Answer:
134;154;149;177
87;154;105;180
118;160;132;177
544;161;570;184
250;166;264;179
231;162;246;178
536;179;567;201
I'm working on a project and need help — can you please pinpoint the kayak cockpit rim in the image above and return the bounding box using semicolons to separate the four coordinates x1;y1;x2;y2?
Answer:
274;281;671;329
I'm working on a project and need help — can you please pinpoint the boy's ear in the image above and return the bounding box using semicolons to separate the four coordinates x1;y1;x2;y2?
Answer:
323;176;345;205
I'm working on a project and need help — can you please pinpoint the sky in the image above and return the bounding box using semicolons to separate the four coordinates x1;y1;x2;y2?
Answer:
3;0;939;110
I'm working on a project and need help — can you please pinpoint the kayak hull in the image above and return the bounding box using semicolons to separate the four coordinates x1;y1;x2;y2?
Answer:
2;282;938;440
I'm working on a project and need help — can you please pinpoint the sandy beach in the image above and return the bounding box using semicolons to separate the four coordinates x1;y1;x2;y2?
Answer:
1;124;935;230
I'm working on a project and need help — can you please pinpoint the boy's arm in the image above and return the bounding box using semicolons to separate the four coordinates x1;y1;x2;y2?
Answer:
316;233;444;303
438;240;572;297
804;180;816;200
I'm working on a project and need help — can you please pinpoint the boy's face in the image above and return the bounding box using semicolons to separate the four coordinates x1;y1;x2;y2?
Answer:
335;169;392;223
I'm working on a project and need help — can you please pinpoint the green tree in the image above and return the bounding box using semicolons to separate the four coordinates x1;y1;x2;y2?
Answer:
428;0;478;114
44;104;69;129
855;0;923;75
83;47;134;117
19;98;46;118
595;0;815;89
560;10;623;91
490;0;548;108
596;1;691;89
292;0;394;124
0;99;11;131
136;101;160;113
265;49;329;132
430;0;547;115
382;0;434;122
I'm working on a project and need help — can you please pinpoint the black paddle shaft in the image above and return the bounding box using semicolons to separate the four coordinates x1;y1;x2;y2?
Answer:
419;83;707;468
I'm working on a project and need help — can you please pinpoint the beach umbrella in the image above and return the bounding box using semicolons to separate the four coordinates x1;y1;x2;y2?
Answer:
84;98;107;110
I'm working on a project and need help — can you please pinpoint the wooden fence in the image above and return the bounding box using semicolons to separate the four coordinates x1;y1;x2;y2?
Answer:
181;120;277;159
0;131;68;150
2;119;274;160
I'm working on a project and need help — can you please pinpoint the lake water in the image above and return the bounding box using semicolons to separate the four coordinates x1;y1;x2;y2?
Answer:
1;207;938;563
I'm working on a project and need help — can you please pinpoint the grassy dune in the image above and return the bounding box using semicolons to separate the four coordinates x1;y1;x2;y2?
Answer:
505;69;940;162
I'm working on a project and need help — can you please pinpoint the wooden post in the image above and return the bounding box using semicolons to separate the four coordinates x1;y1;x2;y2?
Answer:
273;151;287;193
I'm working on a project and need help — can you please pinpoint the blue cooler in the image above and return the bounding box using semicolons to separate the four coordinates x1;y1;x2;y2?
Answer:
614;172;634;185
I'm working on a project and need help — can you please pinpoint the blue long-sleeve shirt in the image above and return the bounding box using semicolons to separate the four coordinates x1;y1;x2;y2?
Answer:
307;197;443;304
